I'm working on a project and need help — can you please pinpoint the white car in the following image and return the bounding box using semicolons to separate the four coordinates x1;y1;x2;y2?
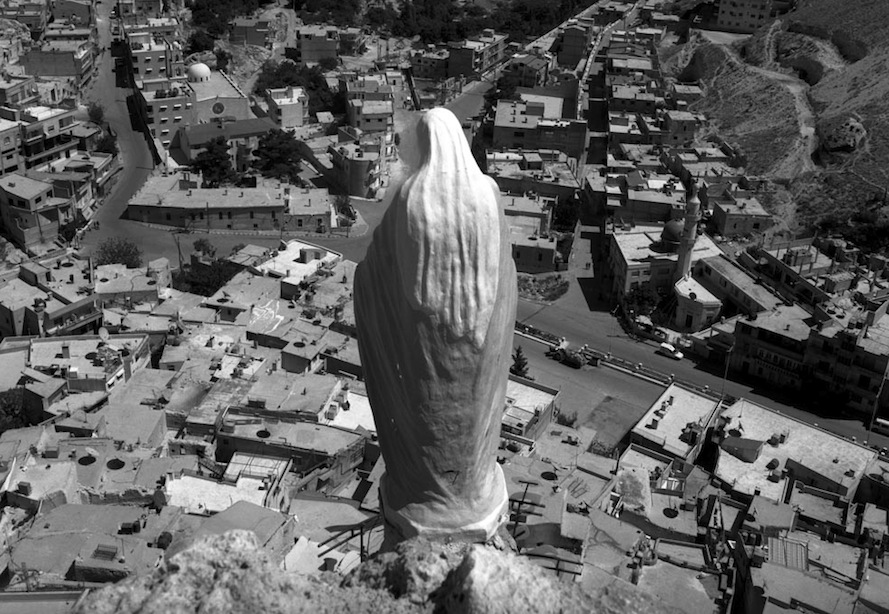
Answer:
656;342;683;361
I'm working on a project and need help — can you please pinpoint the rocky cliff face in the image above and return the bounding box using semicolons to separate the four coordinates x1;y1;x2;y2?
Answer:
74;530;678;614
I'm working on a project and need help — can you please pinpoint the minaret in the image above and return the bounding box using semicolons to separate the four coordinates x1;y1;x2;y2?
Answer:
675;180;701;282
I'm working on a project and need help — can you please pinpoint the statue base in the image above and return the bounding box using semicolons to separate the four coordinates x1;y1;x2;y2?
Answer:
378;466;509;551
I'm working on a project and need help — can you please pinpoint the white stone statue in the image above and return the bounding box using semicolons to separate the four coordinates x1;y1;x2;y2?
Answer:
355;107;517;545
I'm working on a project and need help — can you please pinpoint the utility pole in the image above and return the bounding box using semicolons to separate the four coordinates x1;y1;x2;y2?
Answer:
720;344;734;403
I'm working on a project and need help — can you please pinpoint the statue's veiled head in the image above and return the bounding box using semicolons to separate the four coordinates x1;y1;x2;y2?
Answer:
394;108;501;347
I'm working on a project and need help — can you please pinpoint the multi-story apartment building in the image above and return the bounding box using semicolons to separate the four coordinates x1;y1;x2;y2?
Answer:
265;86;309;131
502;53;550;88
117;0;164;21
180;118;275;173
230;18;269;47
127;31;184;80
137;77;192;148
0;171;74;251
0;75;40;108
292;25;339;66
15;106;80;169
716;0;773;33
0;1;47;39
805;313;889;417
729;304;812;391
447;29;507;78
50;0;92;25
492;99;587;160
410;48;449;80
0;116;23;176
328;141;381;199
20;41;94;86
555;20;593;68
346;99;393;134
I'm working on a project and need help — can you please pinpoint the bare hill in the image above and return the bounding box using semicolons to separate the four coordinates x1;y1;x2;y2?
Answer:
666;0;889;249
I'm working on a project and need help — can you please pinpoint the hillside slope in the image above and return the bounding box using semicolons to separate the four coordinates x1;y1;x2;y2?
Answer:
665;0;889;247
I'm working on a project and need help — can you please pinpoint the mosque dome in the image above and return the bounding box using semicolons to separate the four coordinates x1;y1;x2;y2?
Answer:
661;218;684;249
187;62;211;82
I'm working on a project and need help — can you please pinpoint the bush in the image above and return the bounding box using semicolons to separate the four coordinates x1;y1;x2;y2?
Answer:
555;410;578;428
318;56;338;71
94;237;143;268
87;102;105;125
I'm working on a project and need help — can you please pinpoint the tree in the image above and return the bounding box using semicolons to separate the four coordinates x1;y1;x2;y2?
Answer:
334;194;355;219
215;48;232;72
191;137;237;188
187;30;217;54
510;345;529;378
552;197;580;231
193;237;216;257
625;284;659;317
252;129;303;182
255;60;339;115
87;102;105;125
0;388;28;434
94;237;143;268
95;133;118;156
318;56;338;71
483;72;521;113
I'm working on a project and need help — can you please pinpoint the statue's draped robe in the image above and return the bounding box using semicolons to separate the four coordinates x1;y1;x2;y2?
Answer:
355;108;517;537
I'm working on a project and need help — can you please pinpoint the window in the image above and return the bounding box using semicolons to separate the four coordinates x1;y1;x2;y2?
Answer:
227;211;232;219
146;105;153;113
297;219;303;227
249;211;254;219
173;104;181;110
165;213;171;220
160;117;167;123
173;116;182;122
161;129;169;135
159;105;168;111
218;212;223;220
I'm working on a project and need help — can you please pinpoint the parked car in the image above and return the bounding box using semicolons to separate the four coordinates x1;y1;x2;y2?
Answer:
655;342;683;361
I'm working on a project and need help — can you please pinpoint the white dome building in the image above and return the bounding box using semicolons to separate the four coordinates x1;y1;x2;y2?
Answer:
186;62;212;83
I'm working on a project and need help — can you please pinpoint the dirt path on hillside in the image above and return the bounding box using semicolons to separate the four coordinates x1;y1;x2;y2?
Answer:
718;40;818;179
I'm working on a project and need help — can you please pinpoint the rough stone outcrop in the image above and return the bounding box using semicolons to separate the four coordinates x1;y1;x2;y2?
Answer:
822;116;867;152
74;531;679;614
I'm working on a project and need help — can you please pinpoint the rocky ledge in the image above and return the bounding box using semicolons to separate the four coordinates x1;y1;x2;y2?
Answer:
74;530;677;614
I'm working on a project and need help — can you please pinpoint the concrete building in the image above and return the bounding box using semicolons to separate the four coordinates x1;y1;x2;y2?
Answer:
346;99;393;134
0;115;23;176
0;171;74;251
230;18;270;47
607;218;722;299
117;0;164;20
584;170;687;223
51;0;93;24
693;255;783;316
0;74;39;108
555;20;593;68
292;25;339;66
19;40;94;86
729;304;813;392
0;1;47;39
486;149;581;203
265;86;309;131
674;275;722;332
447;29;507;79
180;118;275;172
137;77;192;148
716;398;875;501
712;195;772;237
128;172;333;233
717;0;773;33
328;141;380;199
187;62;251;124
410;47;449;80
127;31;184;80
805;308;889;417
503;53;550;88
492;99;587;160
630;383;720;462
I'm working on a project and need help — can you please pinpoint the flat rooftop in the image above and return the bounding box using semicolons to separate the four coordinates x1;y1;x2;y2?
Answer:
189;72;245;102
631;383;719;459
716;398;876;500
226;419;364;456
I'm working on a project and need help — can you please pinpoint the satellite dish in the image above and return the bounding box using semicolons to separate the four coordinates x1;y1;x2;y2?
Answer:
98;327;110;342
